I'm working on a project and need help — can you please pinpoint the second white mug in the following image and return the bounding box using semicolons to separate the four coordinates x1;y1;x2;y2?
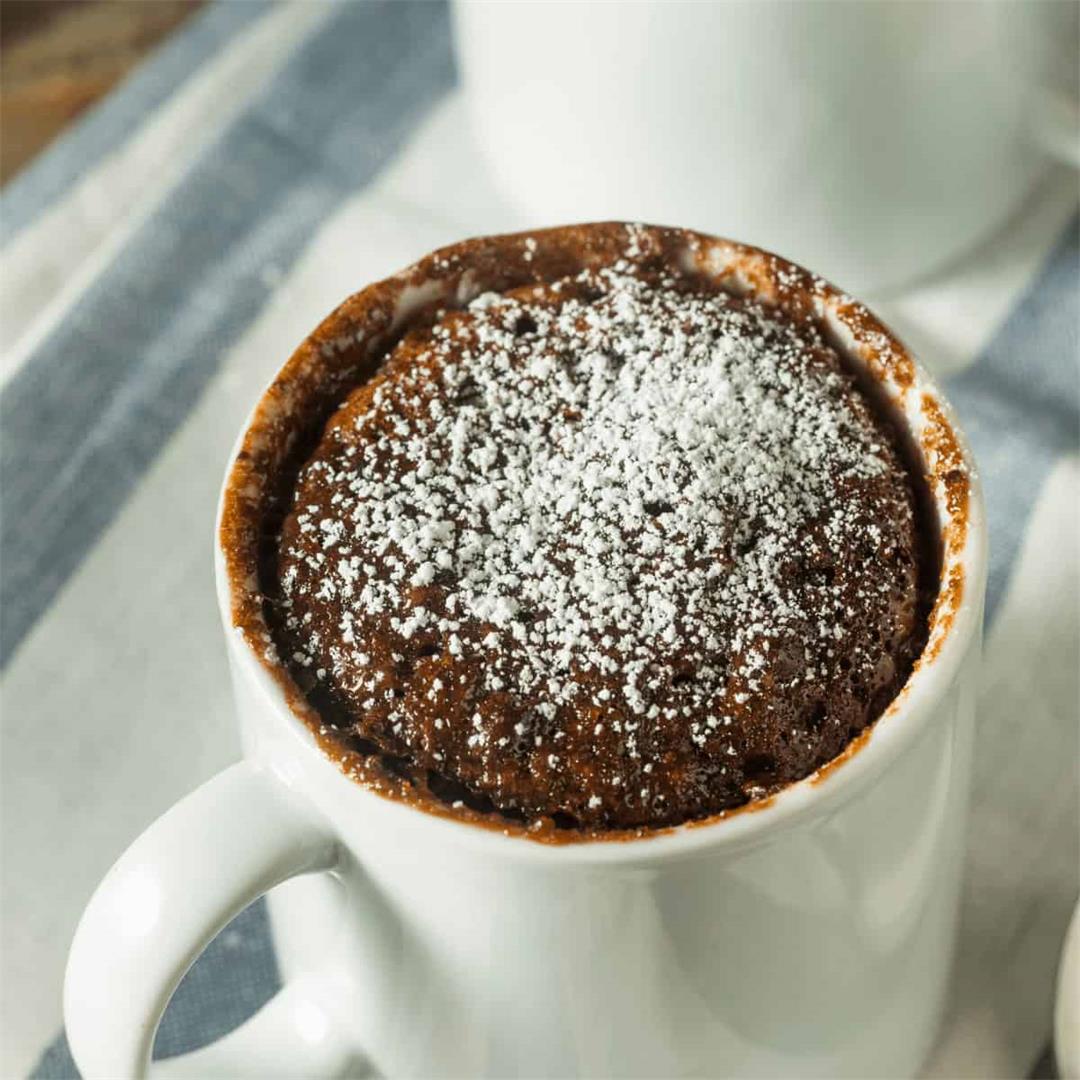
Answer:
454;0;1078;294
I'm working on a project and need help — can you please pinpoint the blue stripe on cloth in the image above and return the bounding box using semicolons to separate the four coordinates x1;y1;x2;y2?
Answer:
0;0;456;668
0;1;272;246
945;214;1080;623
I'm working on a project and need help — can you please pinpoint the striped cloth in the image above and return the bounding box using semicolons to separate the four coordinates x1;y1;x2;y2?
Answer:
1;3;1075;1077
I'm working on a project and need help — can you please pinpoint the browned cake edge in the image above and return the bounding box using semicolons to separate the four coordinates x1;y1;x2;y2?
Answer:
217;222;973;844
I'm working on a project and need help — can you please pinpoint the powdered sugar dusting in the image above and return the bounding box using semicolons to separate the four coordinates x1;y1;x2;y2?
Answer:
274;258;921;828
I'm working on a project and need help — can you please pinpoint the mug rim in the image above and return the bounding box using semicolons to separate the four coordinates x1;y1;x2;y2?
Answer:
214;222;987;864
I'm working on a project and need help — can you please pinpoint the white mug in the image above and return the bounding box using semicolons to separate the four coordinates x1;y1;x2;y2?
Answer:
64;225;988;1079
453;0;1079;295
1057;902;1080;1079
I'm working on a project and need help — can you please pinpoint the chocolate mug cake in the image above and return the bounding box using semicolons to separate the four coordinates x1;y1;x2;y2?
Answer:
222;223;940;839
67;224;981;1080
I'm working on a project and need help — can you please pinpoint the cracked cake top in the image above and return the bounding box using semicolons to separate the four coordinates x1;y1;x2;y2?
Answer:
269;248;931;832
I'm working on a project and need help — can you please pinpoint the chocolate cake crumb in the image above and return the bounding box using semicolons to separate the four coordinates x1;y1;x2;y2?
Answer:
269;259;930;831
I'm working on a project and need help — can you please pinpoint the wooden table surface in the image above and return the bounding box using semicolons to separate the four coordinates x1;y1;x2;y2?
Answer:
1;0;204;185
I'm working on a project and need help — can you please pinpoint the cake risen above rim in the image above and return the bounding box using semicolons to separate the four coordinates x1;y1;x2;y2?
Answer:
267;246;935;832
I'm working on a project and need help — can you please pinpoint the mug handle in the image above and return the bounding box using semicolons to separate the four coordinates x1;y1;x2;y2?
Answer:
64;762;365;1079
